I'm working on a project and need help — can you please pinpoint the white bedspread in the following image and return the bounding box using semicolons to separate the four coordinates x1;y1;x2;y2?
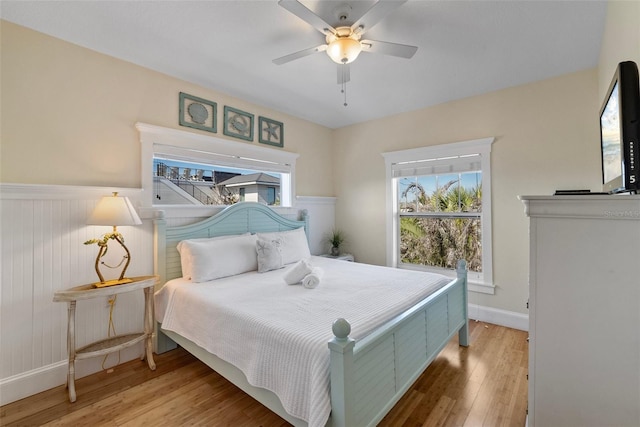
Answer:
155;256;451;427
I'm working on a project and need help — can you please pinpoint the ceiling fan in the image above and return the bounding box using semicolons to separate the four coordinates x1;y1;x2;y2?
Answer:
273;0;418;88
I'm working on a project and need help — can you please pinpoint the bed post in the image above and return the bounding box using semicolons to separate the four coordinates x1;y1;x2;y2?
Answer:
153;210;177;354
298;208;309;241
457;259;470;347
153;210;166;289
328;318;355;427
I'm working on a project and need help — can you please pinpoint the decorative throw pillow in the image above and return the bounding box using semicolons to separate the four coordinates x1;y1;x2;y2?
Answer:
257;227;311;265
256;238;284;273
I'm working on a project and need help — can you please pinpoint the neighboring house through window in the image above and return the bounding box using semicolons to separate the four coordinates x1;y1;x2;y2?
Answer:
383;138;495;294
217;173;280;205
137;123;297;208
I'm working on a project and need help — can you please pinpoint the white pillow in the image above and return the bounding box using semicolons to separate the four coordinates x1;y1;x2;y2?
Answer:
257;227;310;265
256;238;283;273
178;234;258;282
177;233;249;279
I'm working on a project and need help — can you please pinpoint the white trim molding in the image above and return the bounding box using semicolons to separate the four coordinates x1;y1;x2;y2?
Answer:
0;183;143;200
0;361;68;406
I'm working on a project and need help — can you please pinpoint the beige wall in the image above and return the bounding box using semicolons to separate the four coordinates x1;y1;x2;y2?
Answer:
0;21;334;196
333;69;600;315
597;0;640;100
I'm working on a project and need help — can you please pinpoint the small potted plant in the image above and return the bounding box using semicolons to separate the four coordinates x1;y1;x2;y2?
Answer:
327;229;346;256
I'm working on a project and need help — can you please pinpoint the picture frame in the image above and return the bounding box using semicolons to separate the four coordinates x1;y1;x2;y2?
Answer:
179;92;217;133
258;116;284;147
223;106;254;141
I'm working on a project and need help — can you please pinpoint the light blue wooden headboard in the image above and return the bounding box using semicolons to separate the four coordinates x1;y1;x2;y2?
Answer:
153;202;309;288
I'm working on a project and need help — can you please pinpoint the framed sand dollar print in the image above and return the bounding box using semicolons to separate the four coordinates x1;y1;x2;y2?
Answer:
223;106;254;141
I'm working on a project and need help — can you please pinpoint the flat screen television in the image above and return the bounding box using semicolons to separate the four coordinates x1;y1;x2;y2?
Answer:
600;61;639;194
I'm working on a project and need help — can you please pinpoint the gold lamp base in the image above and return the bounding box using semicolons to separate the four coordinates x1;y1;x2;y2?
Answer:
93;278;134;288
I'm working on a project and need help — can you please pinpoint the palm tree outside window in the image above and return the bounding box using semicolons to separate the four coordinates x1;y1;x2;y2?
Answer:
398;172;482;273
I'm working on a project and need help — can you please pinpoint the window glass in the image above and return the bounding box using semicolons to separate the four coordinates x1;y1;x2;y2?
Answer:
153;157;281;206
267;187;277;205
398;172;482;272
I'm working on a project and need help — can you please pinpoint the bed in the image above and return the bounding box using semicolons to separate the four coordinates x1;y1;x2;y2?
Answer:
153;202;469;427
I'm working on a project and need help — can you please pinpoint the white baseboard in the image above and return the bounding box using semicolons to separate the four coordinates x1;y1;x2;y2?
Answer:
468;303;529;331
0;346;143;406
0;361;68;406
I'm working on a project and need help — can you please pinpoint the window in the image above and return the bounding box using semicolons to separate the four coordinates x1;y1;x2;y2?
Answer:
383;138;494;294
138;123;298;208
267;187;277;205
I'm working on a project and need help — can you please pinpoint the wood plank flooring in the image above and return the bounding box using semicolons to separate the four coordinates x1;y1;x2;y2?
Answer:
1;321;528;426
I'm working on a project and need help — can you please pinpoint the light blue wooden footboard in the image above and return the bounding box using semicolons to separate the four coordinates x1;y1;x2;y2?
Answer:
328;260;468;427
153;202;469;426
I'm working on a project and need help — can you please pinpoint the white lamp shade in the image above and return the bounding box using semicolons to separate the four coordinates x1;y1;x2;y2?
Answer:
87;194;142;226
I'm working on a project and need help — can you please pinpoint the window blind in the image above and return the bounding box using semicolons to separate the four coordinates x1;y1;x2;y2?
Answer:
392;154;482;178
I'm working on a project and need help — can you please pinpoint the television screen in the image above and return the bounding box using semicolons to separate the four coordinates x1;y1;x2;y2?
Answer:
600;82;621;186
599;61;639;194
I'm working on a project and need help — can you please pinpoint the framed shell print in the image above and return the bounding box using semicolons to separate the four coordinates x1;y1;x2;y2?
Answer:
179;92;217;133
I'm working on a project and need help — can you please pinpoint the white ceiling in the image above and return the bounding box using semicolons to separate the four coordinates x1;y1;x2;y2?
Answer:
1;1;607;129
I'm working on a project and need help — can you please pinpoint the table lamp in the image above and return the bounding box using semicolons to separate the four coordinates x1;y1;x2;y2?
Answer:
85;192;142;287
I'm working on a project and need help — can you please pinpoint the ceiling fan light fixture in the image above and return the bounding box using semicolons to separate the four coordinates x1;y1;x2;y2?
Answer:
326;36;362;64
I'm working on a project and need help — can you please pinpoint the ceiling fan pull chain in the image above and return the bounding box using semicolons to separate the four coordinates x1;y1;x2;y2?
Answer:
343;84;347;107
341;63;348;107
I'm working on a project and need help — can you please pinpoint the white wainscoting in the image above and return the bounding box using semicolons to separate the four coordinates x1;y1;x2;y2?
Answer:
0;184;336;405
0;184;153;405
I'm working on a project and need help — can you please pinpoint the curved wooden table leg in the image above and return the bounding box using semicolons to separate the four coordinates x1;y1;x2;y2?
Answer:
143;287;156;370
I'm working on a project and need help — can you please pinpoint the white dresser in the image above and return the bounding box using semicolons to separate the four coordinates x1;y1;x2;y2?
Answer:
521;195;640;427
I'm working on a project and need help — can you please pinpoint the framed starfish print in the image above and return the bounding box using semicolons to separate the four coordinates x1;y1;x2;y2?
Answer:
259;116;284;147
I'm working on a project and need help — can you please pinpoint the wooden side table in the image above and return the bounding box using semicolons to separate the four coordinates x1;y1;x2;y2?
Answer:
53;275;157;402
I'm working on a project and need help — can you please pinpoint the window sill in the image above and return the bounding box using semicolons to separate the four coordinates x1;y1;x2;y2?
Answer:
397;263;495;295
468;280;495;295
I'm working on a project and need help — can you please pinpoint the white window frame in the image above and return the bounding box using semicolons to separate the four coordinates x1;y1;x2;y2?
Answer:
137;123;298;211
382;137;495;294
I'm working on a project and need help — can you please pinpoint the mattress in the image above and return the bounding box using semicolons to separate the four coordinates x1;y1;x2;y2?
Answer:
155;256;451;427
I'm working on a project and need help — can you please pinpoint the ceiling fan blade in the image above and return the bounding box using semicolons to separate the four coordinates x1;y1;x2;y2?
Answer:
273;44;327;65
337;63;351;84
278;0;336;36
360;39;418;59
351;0;407;34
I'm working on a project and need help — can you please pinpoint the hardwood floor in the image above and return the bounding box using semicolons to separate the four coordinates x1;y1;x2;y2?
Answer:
1;321;528;426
